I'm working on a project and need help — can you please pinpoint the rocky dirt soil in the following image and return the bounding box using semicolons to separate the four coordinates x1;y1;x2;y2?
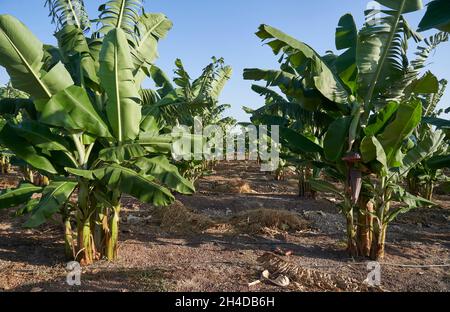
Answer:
0;162;449;292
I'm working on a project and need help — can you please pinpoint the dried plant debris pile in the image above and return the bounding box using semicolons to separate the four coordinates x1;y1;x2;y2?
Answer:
230;209;309;235
152;202;215;235
257;253;381;292
151;202;310;236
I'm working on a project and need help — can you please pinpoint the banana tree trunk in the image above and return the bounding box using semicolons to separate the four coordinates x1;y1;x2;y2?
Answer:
423;182;434;201
346;210;358;257
105;203;121;260
370;199;389;260
0;155;10;174
357;197;373;257
298;166;314;198
76;181;95;265
77;216;94;265
371;225;387;260
92;205;107;258
64;216;75;260
407;175;419;195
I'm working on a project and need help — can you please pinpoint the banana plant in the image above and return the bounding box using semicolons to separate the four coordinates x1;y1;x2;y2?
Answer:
247;0;448;260
142;57;235;181
144;57;235;129
0;82;31;175
407;79;449;200
0;0;194;265
243;68;332;197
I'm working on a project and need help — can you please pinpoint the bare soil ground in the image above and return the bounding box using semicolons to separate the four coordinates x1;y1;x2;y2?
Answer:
0;162;449;292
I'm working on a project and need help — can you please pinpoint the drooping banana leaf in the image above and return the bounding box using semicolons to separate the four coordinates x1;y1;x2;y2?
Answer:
24;181;77;228
280;127;323;155
386;184;435;224
0;183;42;210
13;120;70;152
150;65;174;98
377;0;423;14
0;123;57;174
309;179;345;199
422;116;450;129
134;156;195;194
255;24;351;105
93;164;175;206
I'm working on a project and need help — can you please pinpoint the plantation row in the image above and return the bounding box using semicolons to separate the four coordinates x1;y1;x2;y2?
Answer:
0;0;449;266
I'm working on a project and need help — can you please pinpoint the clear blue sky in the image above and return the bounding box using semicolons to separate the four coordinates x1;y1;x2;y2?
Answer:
1;0;449;122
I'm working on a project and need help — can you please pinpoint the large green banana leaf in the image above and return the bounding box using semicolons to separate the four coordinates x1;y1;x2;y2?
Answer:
335;14;358;91
418;0;450;32
280;127;323;155
361;135;388;170
55;25;98;84
323;116;352;162
98;0;144;36
400;129;446;175
0;123;57;174
134;156;195;194
35;85;111;138
255;24;350;105
0;183;42;210
377;100;422;167
99;143;146;163
364;102;399;136
67;164;175;206
25;181;77;228
94;164;175;206
0;15;73;99
13;120;70;152
377;0;423;14
131;13;172;80
99;28;142;142
356;2;421;108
